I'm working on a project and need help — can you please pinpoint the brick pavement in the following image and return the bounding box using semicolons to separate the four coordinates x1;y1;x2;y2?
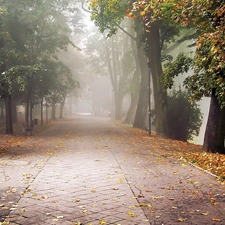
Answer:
0;117;224;225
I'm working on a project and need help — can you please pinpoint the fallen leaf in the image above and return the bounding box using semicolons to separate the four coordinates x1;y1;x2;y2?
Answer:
212;218;221;222
56;215;64;219
137;194;144;198
113;188;119;190
82;210;88;214
41;195;48;199
151;195;164;199
73;198;80;203
91;188;96;193
178;218;185;222
127;211;137;217
73;222;82;225
136;203;152;208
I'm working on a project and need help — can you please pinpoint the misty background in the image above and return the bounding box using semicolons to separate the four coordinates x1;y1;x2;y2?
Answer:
0;1;210;145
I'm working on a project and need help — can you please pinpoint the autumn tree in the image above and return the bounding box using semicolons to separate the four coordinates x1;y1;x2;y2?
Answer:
89;0;154;130
89;0;194;136
157;0;225;153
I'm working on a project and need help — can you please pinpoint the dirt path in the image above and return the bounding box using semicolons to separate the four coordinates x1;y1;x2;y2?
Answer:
0;116;224;225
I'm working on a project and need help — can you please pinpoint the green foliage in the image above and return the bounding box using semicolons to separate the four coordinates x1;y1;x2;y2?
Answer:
0;0;76;99
157;0;225;107
167;88;203;142
162;52;193;89
184;32;225;107
0;64;43;96
90;0;131;36
39;59;76;104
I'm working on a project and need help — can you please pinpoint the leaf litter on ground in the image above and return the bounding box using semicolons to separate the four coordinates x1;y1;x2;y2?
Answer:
117;121;225;181
1;120;225;181
0;121;54;155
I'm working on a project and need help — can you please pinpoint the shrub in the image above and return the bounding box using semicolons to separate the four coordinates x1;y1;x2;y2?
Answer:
167;88;203;142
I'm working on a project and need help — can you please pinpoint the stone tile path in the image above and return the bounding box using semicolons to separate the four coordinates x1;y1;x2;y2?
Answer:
0;117;224;225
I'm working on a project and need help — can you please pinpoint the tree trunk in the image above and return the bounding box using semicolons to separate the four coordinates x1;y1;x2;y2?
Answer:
124;24;140;124
114;91;123;120
41;96;44;125
51;101;56;120
11;99;18;123
29;94;33;128
4;96;13;135
133;51;148;130
59;101;65;118
0;99;4;120
133;17;149;130
25;83;33;127
46;103;49;124
146;21;168;137
124;70;139;124
25;100;29;125
203;91;225;154
69;97;72;116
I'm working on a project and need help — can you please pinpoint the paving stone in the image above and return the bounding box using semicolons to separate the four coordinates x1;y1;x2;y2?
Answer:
0;117;224;224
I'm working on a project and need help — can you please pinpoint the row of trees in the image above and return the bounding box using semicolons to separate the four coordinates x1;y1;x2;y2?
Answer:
0;0;81;134
88;0;225;154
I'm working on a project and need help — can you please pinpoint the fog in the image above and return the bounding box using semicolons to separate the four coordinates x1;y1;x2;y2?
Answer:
35;3;210;146
53;6;210;146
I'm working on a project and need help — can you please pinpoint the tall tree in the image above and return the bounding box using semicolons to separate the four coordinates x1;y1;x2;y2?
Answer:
0;0;75;133
85;27;134;120
158;0;225;153
89;0;189;135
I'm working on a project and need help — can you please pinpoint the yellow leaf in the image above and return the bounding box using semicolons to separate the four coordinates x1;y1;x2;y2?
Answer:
118;178;123;183
127;211;137;217
151;195;164;199
202;212;209;216
41;195;48;199
82;210;88;214
136;203;152;208
99;220;106;224
178;218;185;222
91;188;96;193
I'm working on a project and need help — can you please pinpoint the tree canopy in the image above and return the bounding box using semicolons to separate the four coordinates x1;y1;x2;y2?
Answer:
0;0;80;133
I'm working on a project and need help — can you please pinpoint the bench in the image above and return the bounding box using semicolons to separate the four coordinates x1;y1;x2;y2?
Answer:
22;123;33;136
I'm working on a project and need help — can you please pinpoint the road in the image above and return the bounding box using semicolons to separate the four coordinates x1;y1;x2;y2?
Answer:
0;116;224;225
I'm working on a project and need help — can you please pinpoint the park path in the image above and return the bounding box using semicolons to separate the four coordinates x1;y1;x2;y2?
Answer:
0;116;224;225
